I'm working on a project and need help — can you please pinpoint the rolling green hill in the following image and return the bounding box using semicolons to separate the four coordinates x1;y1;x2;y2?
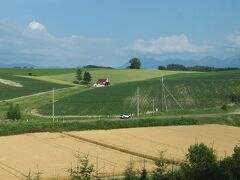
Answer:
38;70;240;116
43;69;192;85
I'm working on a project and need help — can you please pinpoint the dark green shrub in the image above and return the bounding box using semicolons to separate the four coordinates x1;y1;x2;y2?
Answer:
6;103;21;120
68;153;94;180
124;160;138;180
179;143;219;180
221;104;228;110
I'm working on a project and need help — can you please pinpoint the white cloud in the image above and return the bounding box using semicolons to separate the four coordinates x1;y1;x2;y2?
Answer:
28;21;46;31
131;34;211;54
0;20;122;67
227;32;240;48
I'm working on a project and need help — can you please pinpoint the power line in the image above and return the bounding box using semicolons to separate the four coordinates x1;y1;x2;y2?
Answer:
52;88;55;122
161;76;183;111
137;87;140;117
152;98;155;114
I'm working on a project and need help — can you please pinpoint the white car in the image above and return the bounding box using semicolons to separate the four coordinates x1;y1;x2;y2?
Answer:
120;114;131;119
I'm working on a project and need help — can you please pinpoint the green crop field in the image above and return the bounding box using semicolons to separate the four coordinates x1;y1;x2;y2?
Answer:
0;75;71;101
39;70;240;116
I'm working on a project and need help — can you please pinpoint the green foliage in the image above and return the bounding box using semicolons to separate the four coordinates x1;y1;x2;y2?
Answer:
219;146;240;179
83;65;114;69
124;160;138;180
76;68;83;82
24;169;42;180
139;167;148;180
147;144;240;180
232;146;240;160
158;66;166;70
152;152;169;180
221;104;228;110
122;143;240;180
187;143;217;165
187;65;215;72
83;71;92;84
128;57;141;69
68;153;94;180
167;64;187;71
165;64;239;72
6;103;21;120
6;103;13;120
179;143;219;180
229;94;240;104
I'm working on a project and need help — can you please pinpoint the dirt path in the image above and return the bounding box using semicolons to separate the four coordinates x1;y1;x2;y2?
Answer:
0;78;23;87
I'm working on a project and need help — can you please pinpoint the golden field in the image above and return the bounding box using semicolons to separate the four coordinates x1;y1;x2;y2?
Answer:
0;124;239;179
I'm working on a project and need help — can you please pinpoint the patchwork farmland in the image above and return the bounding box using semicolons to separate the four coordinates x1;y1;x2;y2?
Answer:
38;70;240;116
0;68;240;179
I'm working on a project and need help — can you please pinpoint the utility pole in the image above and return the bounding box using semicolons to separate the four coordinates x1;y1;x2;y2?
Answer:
152;99;155;113
163;77;168;111
137;87;140;117
52;88;55;122
161;76;168;112
161;76;164;111
160;76;183;112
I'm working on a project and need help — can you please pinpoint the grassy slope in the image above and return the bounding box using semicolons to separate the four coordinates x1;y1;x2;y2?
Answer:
1;68;184;86
17;75;76;86
39;70;240;116
0;68;191;119
43;69;191;85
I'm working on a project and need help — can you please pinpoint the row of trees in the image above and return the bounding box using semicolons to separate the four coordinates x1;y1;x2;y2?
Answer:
75;68;92;84
159;64;239;72
65;143;240;180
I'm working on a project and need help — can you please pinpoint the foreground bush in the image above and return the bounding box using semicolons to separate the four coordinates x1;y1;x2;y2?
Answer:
23;143;240;179
123;143;240;180
68;153;94;180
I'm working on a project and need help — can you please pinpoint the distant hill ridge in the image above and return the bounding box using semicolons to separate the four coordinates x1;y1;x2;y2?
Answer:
120;55;240;69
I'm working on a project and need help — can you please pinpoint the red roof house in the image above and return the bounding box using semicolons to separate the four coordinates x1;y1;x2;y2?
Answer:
94;78;109;87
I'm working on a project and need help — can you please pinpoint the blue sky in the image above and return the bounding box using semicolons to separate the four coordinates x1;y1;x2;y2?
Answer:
0;0;240;67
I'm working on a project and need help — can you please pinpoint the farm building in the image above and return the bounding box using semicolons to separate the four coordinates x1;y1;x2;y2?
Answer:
94;78;109;87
